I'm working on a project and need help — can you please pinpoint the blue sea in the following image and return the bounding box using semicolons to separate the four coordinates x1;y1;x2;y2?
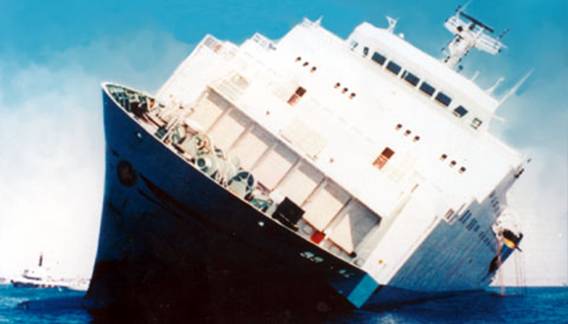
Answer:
0;284;567;323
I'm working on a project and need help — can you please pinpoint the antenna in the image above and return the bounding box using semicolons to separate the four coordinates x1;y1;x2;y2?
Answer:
486;77;505;95
471;70;480;81
386;16;398;33
498;28;510;40
497;70;533;107
442;8;506;69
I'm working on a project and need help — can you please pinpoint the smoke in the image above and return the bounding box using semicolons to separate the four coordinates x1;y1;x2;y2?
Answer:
493;69;568;285
0;30;191;278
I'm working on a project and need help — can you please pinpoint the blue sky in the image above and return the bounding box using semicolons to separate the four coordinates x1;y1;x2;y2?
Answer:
0;1;566;285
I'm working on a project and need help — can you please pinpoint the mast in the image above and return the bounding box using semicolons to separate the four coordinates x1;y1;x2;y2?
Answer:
442;6;506;70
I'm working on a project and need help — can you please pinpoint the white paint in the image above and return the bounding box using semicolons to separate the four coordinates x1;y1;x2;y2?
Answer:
156;17;526;290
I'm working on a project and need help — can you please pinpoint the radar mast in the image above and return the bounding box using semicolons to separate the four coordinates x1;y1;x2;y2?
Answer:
442;5;507;70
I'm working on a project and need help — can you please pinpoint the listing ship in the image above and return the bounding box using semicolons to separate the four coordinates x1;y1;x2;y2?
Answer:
86;8;528;312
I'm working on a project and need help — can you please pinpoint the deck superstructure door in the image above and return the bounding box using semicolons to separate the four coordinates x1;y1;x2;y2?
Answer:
208;109;251;151
229;127;273;170
275;161;324;206
302;183;350;231
252;144;298;190
189;91;229;130
328;201;380;254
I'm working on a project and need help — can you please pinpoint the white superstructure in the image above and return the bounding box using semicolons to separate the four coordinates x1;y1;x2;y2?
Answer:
153;11;525;291
89;8;528;310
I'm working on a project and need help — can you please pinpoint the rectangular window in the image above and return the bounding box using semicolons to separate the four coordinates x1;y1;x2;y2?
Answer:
443;208;457;224
403;71;420;86
363;46;369;57
453;105;468;118
471;118;483;130
349;40;358;50
435;92;452;106
287;86;306;106
373;147;395;170
386;61;402;75
419;82;436;96
371;52;386;66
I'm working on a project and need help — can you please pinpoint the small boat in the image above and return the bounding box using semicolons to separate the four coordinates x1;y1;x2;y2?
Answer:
10;254;88;290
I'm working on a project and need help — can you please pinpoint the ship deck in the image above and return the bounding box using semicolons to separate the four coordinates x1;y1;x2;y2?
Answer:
102;82;372;272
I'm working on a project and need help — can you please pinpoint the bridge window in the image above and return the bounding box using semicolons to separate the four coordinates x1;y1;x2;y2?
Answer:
402;71;420;86
419;82;436;96
373;147;395;170
386;61;402;75
471;118;483;130
371;52;386;66
288;87;306;106
454;105;468;118
435;92;452;107
349;40;359;50
363;46;369;57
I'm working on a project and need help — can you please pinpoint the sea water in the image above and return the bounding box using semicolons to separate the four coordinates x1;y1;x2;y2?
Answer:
1;284;567;323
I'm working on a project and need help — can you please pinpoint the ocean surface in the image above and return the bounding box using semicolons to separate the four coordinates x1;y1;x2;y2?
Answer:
0;284;566;323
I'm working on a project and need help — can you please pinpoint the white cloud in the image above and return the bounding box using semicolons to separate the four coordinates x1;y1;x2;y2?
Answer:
499;148;568;286
0;30;191;279
491;69;568;286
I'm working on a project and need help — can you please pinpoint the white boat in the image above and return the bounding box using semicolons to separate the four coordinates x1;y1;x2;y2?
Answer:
11;254;63;289
86;7;527;312
11;254;90;291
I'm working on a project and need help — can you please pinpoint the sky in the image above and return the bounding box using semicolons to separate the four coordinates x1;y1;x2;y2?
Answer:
0;0;566;285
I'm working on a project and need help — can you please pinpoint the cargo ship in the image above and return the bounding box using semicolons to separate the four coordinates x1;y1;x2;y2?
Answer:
86;8;527;312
